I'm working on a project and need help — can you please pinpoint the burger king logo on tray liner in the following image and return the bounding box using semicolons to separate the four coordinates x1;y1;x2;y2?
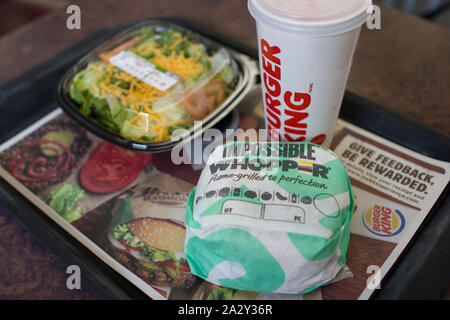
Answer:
362;205;405;237
143;187;189;207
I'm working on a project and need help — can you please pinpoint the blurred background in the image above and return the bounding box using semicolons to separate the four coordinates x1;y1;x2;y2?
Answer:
0;0;449;38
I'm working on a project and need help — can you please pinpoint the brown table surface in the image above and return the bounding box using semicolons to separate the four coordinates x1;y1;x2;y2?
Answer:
0;0;449;300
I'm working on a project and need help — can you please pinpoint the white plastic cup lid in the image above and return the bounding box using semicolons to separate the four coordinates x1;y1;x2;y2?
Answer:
248;0;373;36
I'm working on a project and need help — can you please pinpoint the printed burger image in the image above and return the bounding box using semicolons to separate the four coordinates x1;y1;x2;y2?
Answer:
99;174;197;289
104;217;196;288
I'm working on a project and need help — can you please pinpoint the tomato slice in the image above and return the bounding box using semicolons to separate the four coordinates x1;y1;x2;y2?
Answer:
118;238;144;253
162;260;191;273
129;246;144;254
90;142;152;169
80;156;141;193
80;142;152;193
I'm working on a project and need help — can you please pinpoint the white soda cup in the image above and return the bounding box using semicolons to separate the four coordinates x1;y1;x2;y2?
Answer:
248;0;372;147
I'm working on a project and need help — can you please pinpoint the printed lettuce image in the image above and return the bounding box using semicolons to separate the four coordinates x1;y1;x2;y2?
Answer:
45;183;84;223
69;25;237;142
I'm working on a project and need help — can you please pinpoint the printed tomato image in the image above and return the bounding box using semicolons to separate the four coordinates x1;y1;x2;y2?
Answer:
89;141;151;168
80;142;152;193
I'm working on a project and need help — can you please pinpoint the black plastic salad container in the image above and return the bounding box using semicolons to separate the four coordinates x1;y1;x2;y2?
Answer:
57;20;258;152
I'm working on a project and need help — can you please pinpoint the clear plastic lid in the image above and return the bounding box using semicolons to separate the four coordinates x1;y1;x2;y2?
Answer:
67;22;239;143
249;0;372;35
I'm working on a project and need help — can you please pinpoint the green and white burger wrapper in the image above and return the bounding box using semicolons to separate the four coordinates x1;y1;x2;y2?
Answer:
185;141;354;294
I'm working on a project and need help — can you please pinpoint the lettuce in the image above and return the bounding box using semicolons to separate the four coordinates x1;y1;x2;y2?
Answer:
45;183;84;223
112;223;184;264
207;287;234;300
61;206;83;223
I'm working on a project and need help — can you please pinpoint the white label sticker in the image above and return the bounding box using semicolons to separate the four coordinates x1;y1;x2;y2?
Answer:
109;51;180;91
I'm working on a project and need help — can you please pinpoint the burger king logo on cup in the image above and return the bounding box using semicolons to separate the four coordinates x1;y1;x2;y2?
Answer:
362;205;405;237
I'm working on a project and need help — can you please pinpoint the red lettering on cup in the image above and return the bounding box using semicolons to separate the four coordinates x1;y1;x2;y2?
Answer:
266;106;281;129
284;134;307;142
284;109;309;128
311;134;327;145
261;38;282;137
265;93;281;116
264;73;281;97
260;38;324;144
284;91;311;111
261;39;281;65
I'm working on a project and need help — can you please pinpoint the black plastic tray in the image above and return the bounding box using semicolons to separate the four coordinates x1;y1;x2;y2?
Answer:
0;18;449;300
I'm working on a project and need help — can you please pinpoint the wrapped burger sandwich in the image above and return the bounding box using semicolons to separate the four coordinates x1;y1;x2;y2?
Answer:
185;141;354;294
